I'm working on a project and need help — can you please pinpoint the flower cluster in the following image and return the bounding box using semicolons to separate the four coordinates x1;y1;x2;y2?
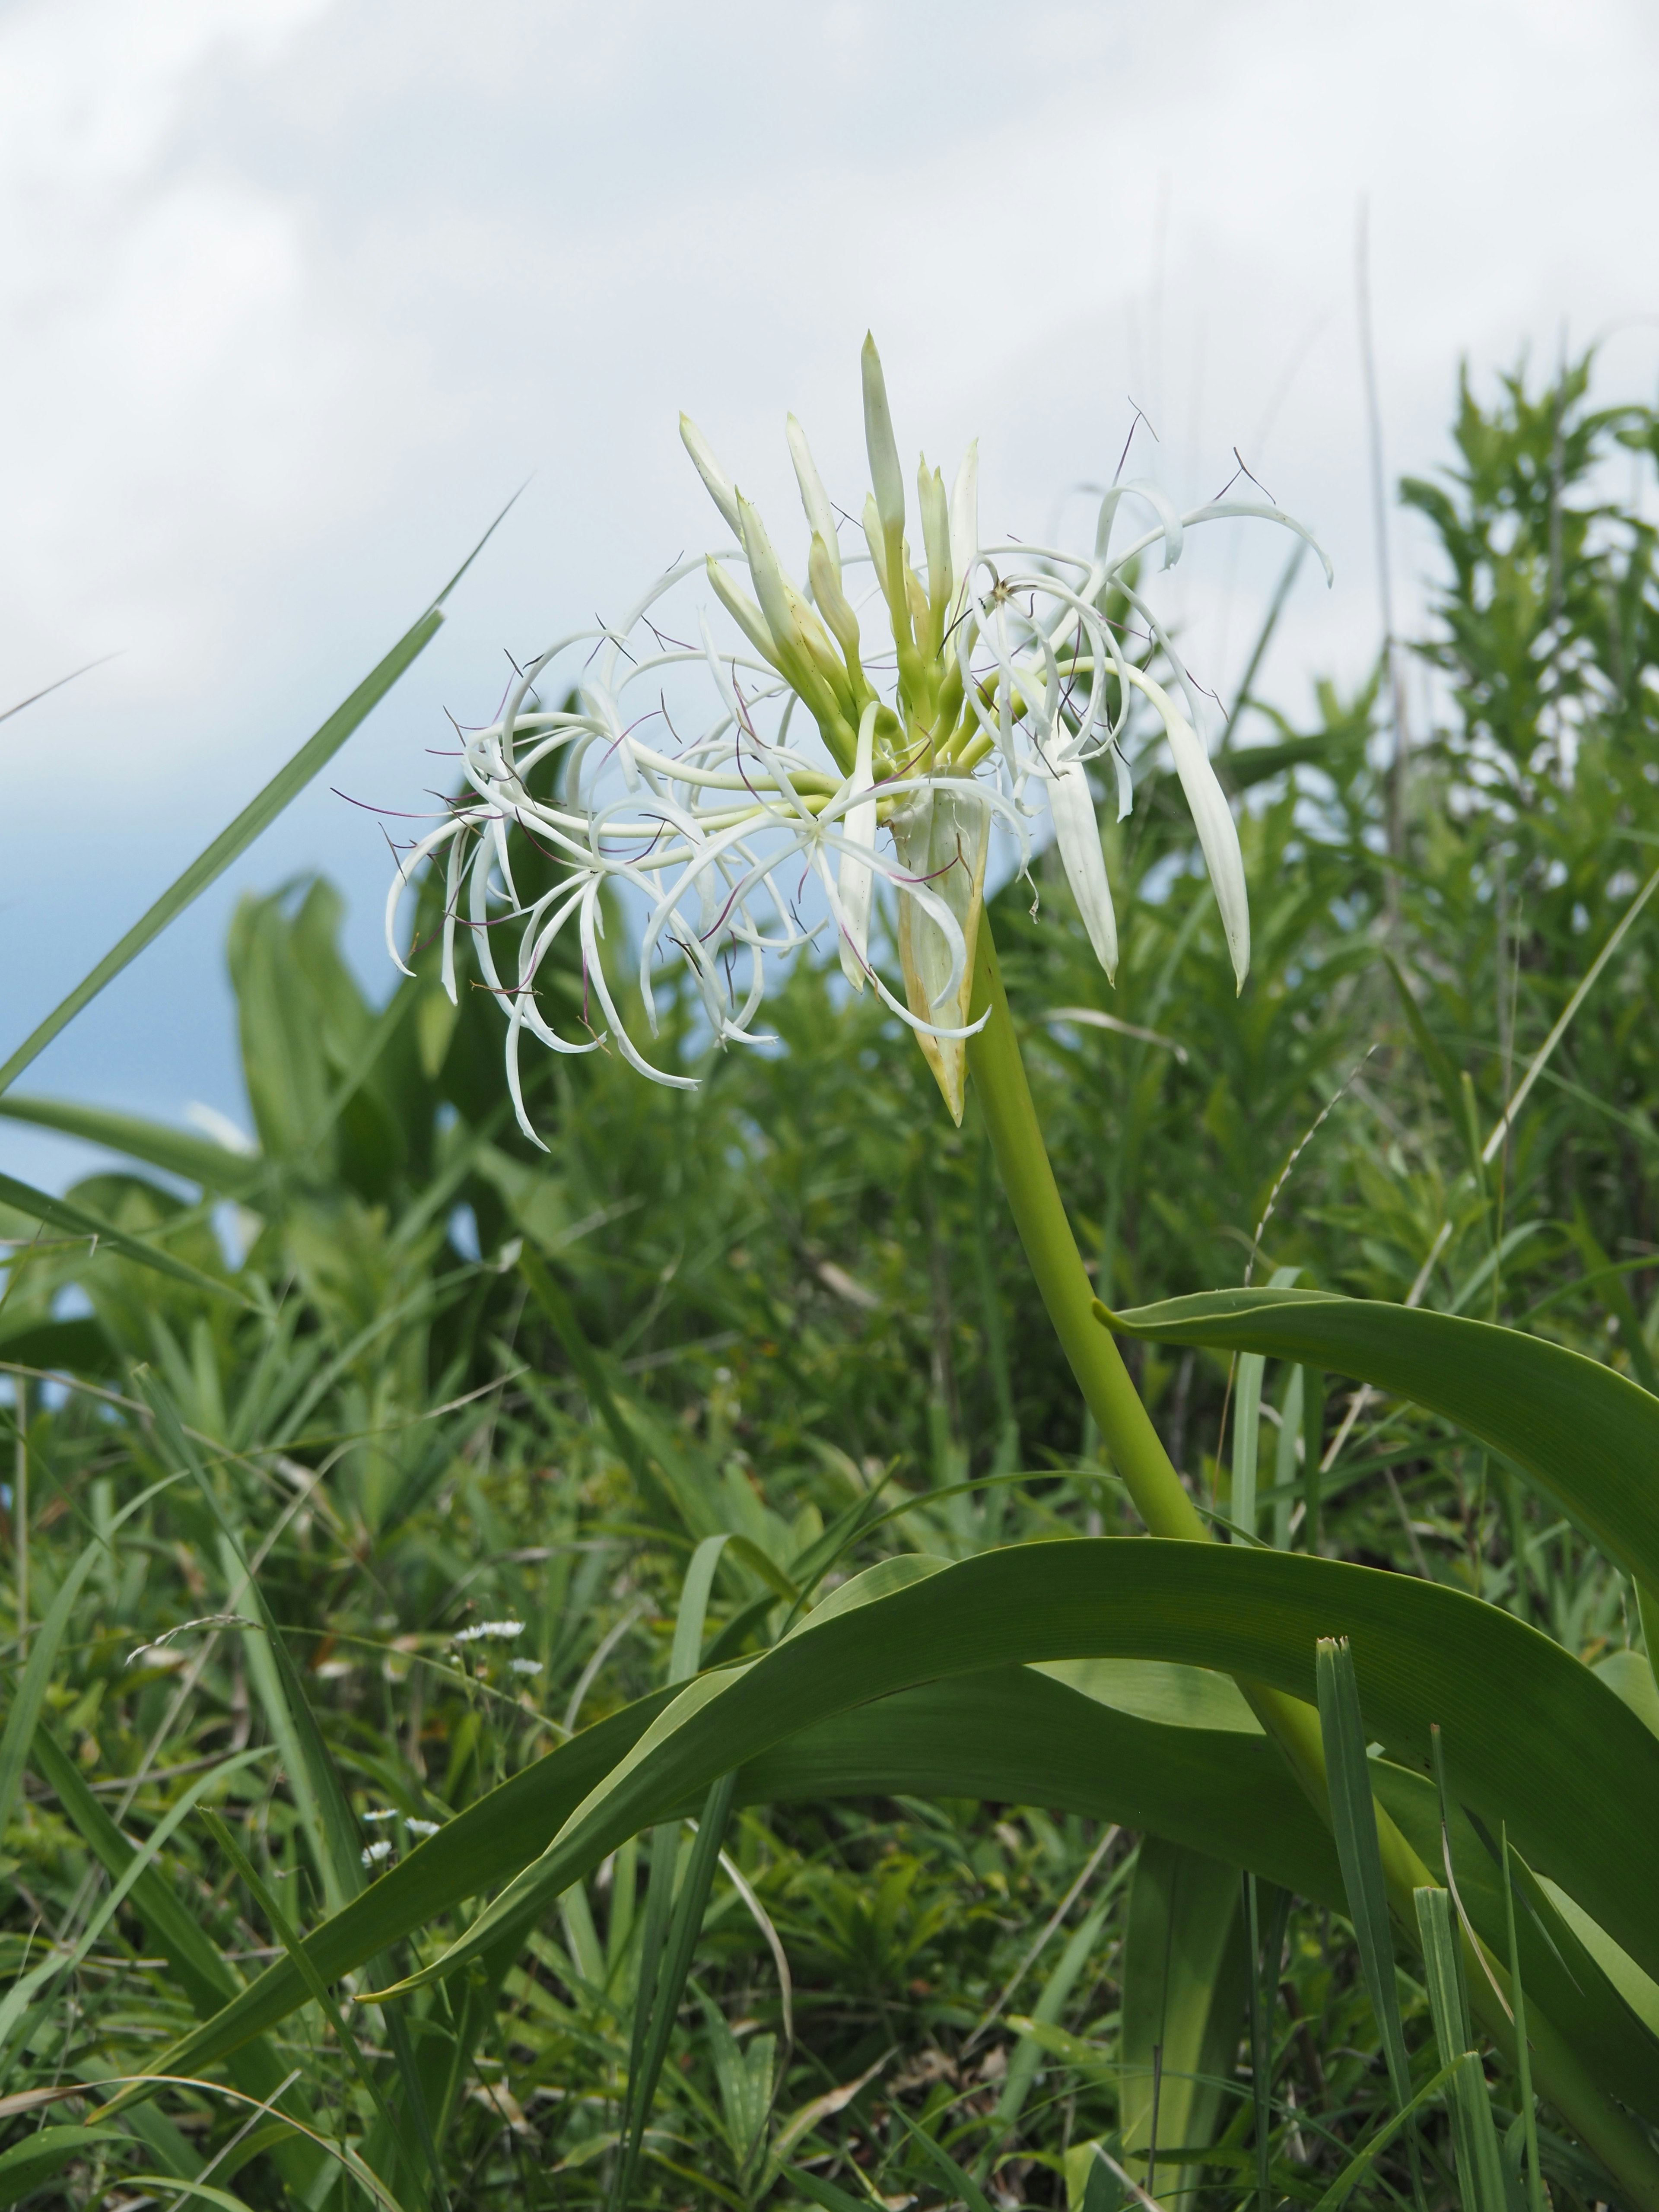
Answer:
388;337;1325;1127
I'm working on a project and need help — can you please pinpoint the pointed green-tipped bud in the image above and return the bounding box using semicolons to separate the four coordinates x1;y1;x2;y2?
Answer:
860;333;905;538
918;455;951;629
741;494;855;718
787;415;840;588
862;492;889;598
948;440;979;623
680;414;742;539
809;533;862;669
736;493;796;657
705;555;781;668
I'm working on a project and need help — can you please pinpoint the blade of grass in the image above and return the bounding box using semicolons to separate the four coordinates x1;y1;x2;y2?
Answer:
1315;1637;1412;2109
613;1533;733;2211
0;498;518;1100
1309;2059;1460;2212
1504;1824;1546;2212
28;1725;325;2196
613;1771;736;2211
0;2126;130;2209
1416;1887;1508;2212
198;1807;412;2206
1231;1355;1262;1541
0;1171;250;1305
0;1472;180;1840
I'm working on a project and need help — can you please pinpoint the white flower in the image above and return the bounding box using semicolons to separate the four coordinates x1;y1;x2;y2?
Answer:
362;1840;393;1866
388;336;1328;1126
406;1817;442;1838
509;1657;544;1676
452;1618;526;1644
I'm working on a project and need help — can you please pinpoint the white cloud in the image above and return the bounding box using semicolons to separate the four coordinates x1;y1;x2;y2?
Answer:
3;0;1656;1129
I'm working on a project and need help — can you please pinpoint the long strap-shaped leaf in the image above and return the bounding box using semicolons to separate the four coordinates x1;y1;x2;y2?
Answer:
0;496;517;1102
1100;1287;1659;1592
359;1541;1659;1998
126;1644;1659;2129
0;608;437;1098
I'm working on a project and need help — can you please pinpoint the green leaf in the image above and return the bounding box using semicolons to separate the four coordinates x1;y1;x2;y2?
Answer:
0;1096;268;1201
0;1170;249;1306
27;1726;327;2198
1119;1839;1247;2202
143;1564;1659;2131
29;1724;237;2015
1099;1288;1659;1592
0;1541;100;1843
378;1539;1659;2032
0;1468;174;1839
989;1898;1112;2145
1309;2059;1462;2212
1316;1637;1412;2110
0;604;444;1099
782;2167;877;2212
0;2125;129;2208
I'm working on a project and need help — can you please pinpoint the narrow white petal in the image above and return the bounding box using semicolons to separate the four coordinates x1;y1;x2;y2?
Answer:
1112;747;1134;823
1093;478;1185;573
1048;762;1118;982
837;702;878;989
680;414;742;538
1127;664;1250;989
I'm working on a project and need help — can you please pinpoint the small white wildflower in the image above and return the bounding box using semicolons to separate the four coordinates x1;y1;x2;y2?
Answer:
453;1619;527;1646
361;1840;393;1866
509;1658;544;1676
406;1818;442;1838
362;1808;397;1823
388;334;1328;1125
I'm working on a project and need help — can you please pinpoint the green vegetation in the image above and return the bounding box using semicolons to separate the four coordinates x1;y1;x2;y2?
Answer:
3;353;1659;2212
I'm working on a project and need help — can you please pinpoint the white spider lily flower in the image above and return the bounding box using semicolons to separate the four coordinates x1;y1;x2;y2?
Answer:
387;337;1325;1128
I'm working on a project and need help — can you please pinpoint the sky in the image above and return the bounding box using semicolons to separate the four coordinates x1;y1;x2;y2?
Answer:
3;0;1657;1190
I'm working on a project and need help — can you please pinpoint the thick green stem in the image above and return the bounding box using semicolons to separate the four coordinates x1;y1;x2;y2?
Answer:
965;917;1659;2212
965;928;1204;1541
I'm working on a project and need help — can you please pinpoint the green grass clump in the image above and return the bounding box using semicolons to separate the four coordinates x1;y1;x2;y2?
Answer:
3;353;1659;2212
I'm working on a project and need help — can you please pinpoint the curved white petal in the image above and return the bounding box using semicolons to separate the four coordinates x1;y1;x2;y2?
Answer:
836;702;878;988
1047;762;1118;982
1126;663;1250;989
